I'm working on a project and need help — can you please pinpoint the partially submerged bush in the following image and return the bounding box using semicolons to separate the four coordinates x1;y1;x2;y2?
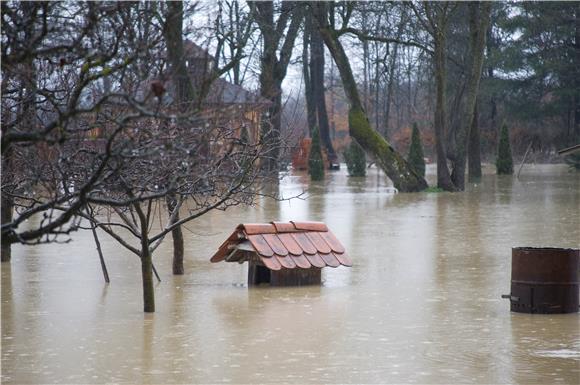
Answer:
407;122;426;177
344;139;366;177
308;126;324;181
496;123;513;175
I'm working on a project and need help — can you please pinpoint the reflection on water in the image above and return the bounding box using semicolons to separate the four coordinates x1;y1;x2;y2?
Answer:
2;164;579;384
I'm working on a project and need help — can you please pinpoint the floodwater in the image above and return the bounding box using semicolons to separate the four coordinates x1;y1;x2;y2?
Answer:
2;164;579;384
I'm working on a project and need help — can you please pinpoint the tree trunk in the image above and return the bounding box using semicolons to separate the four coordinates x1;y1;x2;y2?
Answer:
468;100;482;181
135;203;155;313
384;43;398;139
164;1;196;108
574;3;580;143
315;6;427;192
166;193;184;275
1;193;12;262
450;2;491;190
253;1;303;171
302;16;316;136
310;26;336;164
433;30;456;191
163;0;192;274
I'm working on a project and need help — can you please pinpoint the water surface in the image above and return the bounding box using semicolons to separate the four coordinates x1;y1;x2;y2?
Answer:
2;164;579;384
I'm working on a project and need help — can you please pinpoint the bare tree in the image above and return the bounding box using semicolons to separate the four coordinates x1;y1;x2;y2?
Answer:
79;106;278;312
1;2;165;254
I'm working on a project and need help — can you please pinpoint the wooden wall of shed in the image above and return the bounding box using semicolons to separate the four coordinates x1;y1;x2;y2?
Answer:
271;267;321;286
248;262;271;286
248;261;322;286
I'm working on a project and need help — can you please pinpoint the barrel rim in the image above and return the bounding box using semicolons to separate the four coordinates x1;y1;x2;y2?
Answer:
512;247;579;253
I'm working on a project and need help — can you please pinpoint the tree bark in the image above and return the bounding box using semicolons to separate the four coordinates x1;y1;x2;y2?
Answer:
433;29;456;191
314;5;427;192
166;193;184;275
468;100;482;181
310;25;336;164
163;1;191;275
384;43;398;139
164;1;196;108
574;2;580;143
302;16;317;136
1;192;12;262
450;2;491;190
134;203;154;313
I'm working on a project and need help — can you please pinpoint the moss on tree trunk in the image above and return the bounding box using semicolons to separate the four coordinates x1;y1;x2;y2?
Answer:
349;108;427;191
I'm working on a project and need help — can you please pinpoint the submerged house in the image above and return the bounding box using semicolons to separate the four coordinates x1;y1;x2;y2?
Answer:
210;221;352;286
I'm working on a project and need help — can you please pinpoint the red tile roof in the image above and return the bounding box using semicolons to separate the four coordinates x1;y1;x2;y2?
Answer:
210;221;352;271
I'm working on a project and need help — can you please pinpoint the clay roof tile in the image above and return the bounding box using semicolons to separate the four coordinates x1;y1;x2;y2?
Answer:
291;221;328;232
240;223;277;235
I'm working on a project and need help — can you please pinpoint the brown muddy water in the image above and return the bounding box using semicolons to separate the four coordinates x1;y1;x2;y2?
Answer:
2;164;579;384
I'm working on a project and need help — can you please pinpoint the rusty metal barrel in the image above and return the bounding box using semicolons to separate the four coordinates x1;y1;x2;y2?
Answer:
503;247;579;314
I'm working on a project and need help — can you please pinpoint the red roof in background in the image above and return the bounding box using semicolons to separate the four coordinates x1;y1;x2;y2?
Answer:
210;221;352;270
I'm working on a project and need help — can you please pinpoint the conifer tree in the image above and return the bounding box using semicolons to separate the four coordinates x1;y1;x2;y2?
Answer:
344;139;367;177
496;123;514;174
407;123;426;177
308;126;325;180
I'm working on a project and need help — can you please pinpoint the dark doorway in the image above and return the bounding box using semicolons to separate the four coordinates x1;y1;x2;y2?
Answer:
248;262;271;285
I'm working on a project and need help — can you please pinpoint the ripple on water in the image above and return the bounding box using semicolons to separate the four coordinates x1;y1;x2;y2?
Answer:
533;349;580;359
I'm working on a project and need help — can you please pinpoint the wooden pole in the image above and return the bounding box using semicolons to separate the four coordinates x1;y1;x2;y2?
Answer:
517;140;534;180
86;207;110;283
152;263;161;282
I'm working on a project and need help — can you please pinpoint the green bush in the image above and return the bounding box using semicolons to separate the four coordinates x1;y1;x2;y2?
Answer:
407;122;426;177
308;126;325;181
344;139;366;177
496;123;513;175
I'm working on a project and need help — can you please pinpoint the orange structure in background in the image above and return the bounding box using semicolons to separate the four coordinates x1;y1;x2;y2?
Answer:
291;137;335;171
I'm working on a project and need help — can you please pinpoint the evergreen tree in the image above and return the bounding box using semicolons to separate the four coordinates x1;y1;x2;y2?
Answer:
344;139;367;177
496;123;513;174
308;126;325;180
407;123;426;177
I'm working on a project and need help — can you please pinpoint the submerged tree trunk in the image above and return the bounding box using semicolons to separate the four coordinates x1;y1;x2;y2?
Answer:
468;101;482;181
450;2;491;190
574;3;580;143
166;193;184;275
433;29;456;191
314;5;427;192
310;25;336;164
163;0;191;274
1;191;12;262
134;203;154;313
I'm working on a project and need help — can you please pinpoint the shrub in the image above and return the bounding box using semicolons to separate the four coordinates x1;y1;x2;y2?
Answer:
344;139;366;177
308;126;325;181
407;122;426;177
496;123;513;175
